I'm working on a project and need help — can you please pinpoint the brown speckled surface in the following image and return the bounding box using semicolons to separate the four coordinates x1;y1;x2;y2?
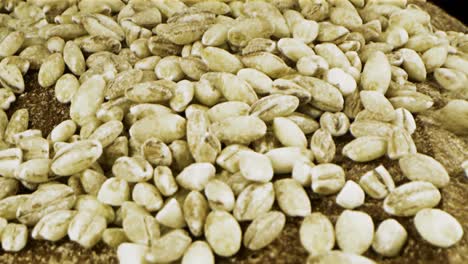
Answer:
1;1;467;263
6;73;69;136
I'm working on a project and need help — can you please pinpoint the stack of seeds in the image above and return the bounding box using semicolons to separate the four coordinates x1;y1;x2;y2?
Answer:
0;0;467;263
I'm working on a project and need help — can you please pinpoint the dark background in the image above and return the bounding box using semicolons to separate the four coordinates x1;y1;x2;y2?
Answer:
431;0;467;24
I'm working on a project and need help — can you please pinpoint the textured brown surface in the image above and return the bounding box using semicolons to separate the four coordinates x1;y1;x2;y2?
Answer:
1;1;467;263
6;73;70;136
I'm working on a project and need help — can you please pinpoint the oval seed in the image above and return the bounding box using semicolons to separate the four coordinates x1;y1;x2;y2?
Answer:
383;181;441;217
372;219;408;257
434;68;467;91
250;94;300;122
153;166;178;197
182;241;215;264
238;151;274;183
300;213;335;256
204;179;235;212
342;137;387;162
234;182;275;221
335;210;374;254
155;56;184;82
132;182;163;212
310;129;335;164
183;191;209;237
319;112;350;137
297;55;328;76
266;147;313;174
310;163;345;195
400;48;427;82
38;53;65;88
324;68;357;96
210;116;267;145
68;211;106;249
14;159;51;184
176;163;216;191
293;19;319;43
360;91;396;122
4;109;28;145
203;23;230;47
129;114;186;144
125;81;174;103
336;180;365;209
97;178;130;206
74;195;115;224
201;47;243;74
292;160;314;187
274;179;311;217
123;214;160;246
273;117;308;148
141;138;172;167
241;52;292;78
361;51;391;94
0;88;15;110
207;101;250;123
55;74;80;104
156;197;186;229
70;75;106;126
50;120;77;143
1;223;28;252
63;40;86;76
205;211;242;257
399;153;449;188
228;18;274;47
88;120;123;148
359;165;395;200
237;68;273;94
243;211;286;250
278;38;315;62
414;209;463;248
215;144;250;173
117;243;149;264
32;210;76;242
387;127;416;159
112;156;153;183
17;184;76;226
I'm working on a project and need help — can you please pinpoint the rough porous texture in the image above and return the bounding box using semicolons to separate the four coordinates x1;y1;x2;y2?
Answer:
1;1;467;263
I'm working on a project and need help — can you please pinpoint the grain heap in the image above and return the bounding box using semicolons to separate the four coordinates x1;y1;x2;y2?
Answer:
0;0;467;263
